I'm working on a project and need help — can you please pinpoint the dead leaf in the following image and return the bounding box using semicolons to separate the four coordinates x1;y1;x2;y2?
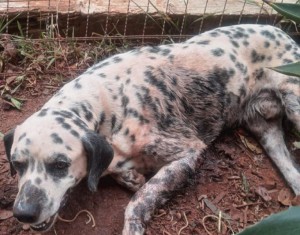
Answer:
278;188;292;206
203;198;231;220
237;133;263;154
255;186;272;202
5;76;16;85
0;209;13;220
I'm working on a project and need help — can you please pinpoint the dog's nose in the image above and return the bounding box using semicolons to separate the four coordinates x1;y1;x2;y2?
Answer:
13;204;41;223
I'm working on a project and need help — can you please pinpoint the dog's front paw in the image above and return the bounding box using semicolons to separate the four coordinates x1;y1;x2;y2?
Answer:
122;219;145;235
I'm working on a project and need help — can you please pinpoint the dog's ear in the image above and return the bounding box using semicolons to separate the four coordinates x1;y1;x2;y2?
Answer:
3;129;17;176
82;131;114;192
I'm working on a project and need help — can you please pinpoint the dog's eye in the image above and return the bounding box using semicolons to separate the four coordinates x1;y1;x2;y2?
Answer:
54;161;69;170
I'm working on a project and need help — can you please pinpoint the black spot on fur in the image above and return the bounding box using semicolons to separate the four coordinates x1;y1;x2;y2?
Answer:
242;41;249;46
122;96;129;107
231;40;239;48
74;81;82;89
236;62;246;73
162;48;171;56
293;51;300;59
119;84;124;95
113;124;123;134
93;61;110;70
144;70;176;101
62;123;71;130
99;112;106;125
81;104;93;121
66;145;72;151
71;108;80;117
261;30;276;40
148;46;160;53
126;79;131;84
197;40;210;45
254;68;264;80
51;133;63;144
18;133;26;142
251;50;265;63
181;97;195;115
70;130;79;138
127;108;139;118
127;68;132;74
211;48;225;57
25;138;31;145
55;117;65;124
38;108;48;117
72;118;87;130
168;54;174;63
113;56;122;63
236;26;246;32
99;73;107;78
124;128;129;136
115;75;120;81
239;85;247;97
264;41;270;48
247;28;256;34
285;44;292;51
53;110;73;119
233;31;246;38
230;54;236;62
35;177;42;185
130;135;136;142
210;31;220;37
286;78;300;85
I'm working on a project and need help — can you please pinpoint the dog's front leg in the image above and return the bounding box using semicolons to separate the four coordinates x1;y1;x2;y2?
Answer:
122;152;201;235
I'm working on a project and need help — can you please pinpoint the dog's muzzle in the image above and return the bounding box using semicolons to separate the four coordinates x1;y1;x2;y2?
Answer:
13;180;69;232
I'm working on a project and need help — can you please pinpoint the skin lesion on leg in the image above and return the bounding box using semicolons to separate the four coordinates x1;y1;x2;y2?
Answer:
122;148;203;235
112;169;146;192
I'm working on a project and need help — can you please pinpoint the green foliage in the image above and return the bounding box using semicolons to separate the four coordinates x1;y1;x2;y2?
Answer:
262;0;300;79
263;0;300;23
238;206;300;235
268;61;300;77
0;14;20;33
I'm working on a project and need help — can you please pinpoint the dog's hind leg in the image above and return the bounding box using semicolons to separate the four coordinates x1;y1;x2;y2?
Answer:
281;89;300;132
244;89;300;195
122;137;206;235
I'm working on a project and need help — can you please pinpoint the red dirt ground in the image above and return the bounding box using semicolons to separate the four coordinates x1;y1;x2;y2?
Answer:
0;83;299;235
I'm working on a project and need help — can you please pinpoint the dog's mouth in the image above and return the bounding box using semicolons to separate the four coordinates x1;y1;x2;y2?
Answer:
30;191;70;232
30;213;58;232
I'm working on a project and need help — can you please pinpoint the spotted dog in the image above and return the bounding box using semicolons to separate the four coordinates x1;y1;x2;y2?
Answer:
4;24;300;234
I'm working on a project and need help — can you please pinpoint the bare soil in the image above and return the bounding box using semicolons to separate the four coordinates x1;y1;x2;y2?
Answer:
0;80;299;235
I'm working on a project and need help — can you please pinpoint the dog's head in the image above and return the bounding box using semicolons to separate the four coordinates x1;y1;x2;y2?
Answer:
4;109;113;232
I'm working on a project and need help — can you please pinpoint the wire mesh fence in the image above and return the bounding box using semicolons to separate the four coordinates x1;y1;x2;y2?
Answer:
0;0;298;42
0;0;298;97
